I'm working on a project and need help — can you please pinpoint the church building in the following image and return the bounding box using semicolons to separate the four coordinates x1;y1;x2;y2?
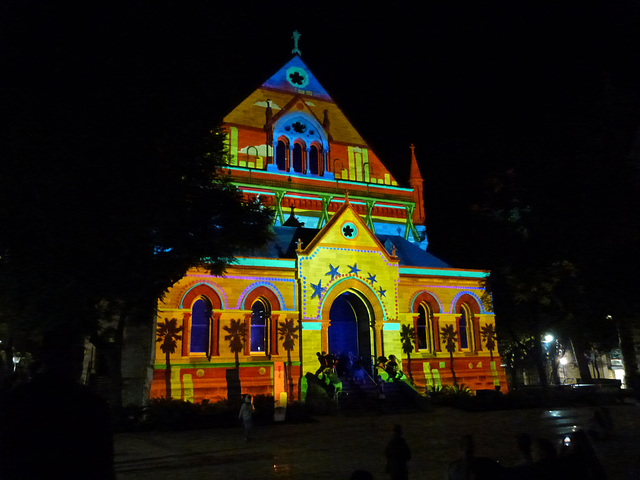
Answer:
150;37;508;403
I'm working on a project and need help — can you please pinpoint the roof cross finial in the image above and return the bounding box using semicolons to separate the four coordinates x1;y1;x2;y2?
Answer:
292;30;302;56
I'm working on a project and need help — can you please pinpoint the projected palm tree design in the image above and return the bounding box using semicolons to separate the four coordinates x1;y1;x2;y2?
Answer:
399;324;416;384
480;324;497;361
277;318;299;399
440;324;459;386
156;318;184;399
223;318;246;369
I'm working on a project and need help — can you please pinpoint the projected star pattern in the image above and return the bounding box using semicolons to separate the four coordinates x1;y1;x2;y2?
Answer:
307;262;387;301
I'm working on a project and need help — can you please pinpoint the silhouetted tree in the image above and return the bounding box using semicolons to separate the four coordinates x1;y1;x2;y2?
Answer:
441;324;458;386
156;318;183;399
399;324;416;384
277;318;299;399
480;324;497;361
223;319;246;370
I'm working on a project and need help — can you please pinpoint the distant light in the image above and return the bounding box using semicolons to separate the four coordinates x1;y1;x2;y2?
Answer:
560;357;568;365
544;334;554;343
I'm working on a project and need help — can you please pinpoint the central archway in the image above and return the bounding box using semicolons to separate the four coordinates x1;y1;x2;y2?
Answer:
328;290;371;364
321;278;386;377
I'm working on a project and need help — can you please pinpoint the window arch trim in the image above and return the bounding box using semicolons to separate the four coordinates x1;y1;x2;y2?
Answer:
180;283;223;309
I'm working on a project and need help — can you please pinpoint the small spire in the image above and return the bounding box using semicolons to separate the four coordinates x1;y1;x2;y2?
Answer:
344;190;350;203
292;30;302;56
409;144;423;181
296;238;303;252
265;99;273;125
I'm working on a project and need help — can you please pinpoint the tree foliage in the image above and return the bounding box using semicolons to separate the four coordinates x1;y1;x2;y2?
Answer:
0;4;274;403
223;319;247;369
399;324;416;384
277;318;299;399
156;318;184;399
440;324;458;385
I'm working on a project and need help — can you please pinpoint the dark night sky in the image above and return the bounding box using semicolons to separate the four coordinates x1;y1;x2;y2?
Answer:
3;1;640;266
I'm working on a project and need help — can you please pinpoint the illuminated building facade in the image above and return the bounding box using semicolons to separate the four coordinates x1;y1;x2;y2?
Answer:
150;43;508;403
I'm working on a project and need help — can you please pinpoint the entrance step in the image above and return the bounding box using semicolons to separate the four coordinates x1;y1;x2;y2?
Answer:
337;377;424;413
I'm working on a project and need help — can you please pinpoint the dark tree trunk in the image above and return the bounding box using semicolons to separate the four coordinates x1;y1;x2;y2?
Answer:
406;353;414;384
449;352;457;386
286;351;294;399
618;319;640;389
530;339;548;388
164;351;171;399
109;313;127;414
571;337;593;383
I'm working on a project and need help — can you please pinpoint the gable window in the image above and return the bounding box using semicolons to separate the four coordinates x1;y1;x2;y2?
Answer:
309;144;321;175
272;113;328;177
250;299;270;353
292;142;305;173
416;302;434;352
190;298;212;353
458;304;474;350
276;139;288;171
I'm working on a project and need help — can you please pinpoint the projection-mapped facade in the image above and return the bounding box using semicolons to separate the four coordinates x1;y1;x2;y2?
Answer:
150;41;508;403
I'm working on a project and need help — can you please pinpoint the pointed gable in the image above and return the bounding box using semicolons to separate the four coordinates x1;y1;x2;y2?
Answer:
223;56;369;147
302;198;392;258
262;56;332;101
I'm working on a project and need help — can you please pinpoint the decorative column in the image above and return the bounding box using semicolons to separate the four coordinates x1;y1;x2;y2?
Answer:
271;313;280;356
181;312;191;357
243;313;252;356
374;323;384;359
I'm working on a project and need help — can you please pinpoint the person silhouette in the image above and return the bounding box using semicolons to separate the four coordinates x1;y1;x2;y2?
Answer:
447;434;503;480
0;335;114;480
384;424;411;480
503;433;535;480
238;394;255;440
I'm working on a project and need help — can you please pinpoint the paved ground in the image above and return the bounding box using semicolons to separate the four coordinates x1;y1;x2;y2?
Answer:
115;403;640;479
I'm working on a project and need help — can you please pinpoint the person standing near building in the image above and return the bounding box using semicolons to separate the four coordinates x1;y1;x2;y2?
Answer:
384;424;411;480
238;394;255;440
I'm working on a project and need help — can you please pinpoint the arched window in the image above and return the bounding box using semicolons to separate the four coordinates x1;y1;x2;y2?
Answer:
250;299;270;353
309;144;321;175
272;113;329;177
458;304;473;350
276;140;287;171
417;302;434;351
190;298;212;353
292;142;304;173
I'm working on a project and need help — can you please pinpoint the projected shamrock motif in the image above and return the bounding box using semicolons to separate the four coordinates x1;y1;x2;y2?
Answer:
286;66;309;88
289;71;306;85
341;222;357;239
292;121;306;133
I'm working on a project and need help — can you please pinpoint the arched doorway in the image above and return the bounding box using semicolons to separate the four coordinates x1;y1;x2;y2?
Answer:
328;290;372;376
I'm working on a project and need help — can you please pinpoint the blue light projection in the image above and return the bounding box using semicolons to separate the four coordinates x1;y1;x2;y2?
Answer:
367;273;377;284
326;264;340;281
378;287;387;297
348;263;361;275
310;280;324;300
262;56;331;100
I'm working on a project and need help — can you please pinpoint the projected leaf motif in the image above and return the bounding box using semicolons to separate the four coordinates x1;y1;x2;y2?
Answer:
292;121;306;133
343;225;354;237
289;71;305;85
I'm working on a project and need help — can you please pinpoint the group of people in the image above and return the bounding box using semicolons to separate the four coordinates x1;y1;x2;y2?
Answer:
348;407;612;480
446;427;608;480
377;355;404;381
